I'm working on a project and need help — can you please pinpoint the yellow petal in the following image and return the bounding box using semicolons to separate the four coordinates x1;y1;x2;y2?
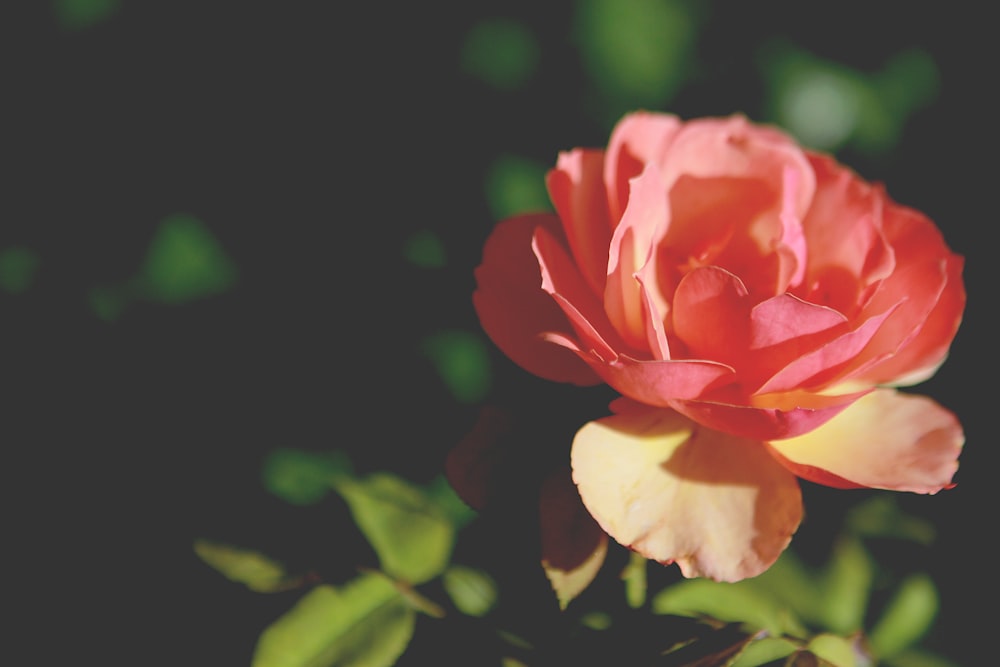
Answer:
571;408;802;582
768;389;963;493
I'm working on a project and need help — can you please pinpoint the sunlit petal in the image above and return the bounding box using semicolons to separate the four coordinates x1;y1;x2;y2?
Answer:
768;389;963;493
572;407;802;582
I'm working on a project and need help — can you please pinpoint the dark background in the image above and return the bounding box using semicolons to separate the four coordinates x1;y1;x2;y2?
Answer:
2;2;992;664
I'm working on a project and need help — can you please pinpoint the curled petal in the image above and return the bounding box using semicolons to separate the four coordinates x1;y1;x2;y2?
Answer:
598;354;736;404
669;388;866;442
473;214;601;385
672;266;751;366
767;389;963;494
547;149;615;295
571;407;802;582
606;163;670;349
604;111;683;221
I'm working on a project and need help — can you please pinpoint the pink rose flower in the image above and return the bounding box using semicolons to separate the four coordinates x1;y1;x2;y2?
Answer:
473;112;965;581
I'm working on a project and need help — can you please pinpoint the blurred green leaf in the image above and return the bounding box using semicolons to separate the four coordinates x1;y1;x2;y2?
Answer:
194;539;294;593
252;573;415;667
730;636;799;667
402;230;447;269
883;647;961;667
845;494;936;545
88;285;129;322
0;246;40;294
335;472;456;585
807;633;866;667
868;574;939;660
485;154;552;221
622;550;647;609
135;214;238;304
422;474;478;528
759;41;939;157
442;565;498;617
746;549;823;626
420;329;492;404
53;0;120;30
651;578;805;637
262;449;354;506
574;0;699;127
819;536;874;635
460;19;540;90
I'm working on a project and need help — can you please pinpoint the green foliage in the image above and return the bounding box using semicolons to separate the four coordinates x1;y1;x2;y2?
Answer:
262;449;353;506
460;19;540;91
868;574;939;660
402;230;446;269
53;0;120;30
136;214;238;304
485;154;552;221
252;573;415;667
574;0;699;127
442;565;498;617
759;41;939;156
335;472;457;585
419;329;492;404
648;494;945;666
0;246;39;294
88;214;238;321
621;551;647;610
193;540;296;593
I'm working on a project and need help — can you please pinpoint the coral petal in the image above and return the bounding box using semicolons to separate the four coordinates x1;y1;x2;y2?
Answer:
473;214;601;385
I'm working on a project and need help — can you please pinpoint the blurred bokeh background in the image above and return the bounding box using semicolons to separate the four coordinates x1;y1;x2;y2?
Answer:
2;1;991;664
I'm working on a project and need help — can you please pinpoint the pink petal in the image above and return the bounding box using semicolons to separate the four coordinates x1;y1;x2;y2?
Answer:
671;266;751;366
597;354;736;404
754;303;898;395
853;203;966;386
669;388;866;442
767;389;963;494
473;214;602;385
571;407;802;582
533;224;631;360
605;163;670;350
547;149;615;296
604;111;683;221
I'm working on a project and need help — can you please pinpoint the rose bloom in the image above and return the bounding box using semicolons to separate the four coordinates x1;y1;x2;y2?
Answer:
473;112;965;582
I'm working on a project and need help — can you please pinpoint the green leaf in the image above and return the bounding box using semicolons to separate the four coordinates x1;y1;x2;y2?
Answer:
622;550;647;609
484;154;552;221
651;578;806;638
422;474;478;528
807;633;864;667
845;494;935;545
742;549;824;627
335;473;456;584
253;573;415;667
419;330;492;404
53;0;120;30
193;539;293;593
730;636;799;667
460;19;540;91
868;574;939;660
262;448;353;506
402;230;446;269
819;536;874;635
0;246;40;294
135;214;238;303
442;565;498;617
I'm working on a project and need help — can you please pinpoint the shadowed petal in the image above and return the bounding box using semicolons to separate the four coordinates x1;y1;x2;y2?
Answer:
539;467;609;610
767;389;963;493
473;213;602;385
571;407;802;582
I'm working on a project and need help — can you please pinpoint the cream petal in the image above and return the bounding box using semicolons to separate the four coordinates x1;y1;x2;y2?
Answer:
571;407;802;582
768;389;963;493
